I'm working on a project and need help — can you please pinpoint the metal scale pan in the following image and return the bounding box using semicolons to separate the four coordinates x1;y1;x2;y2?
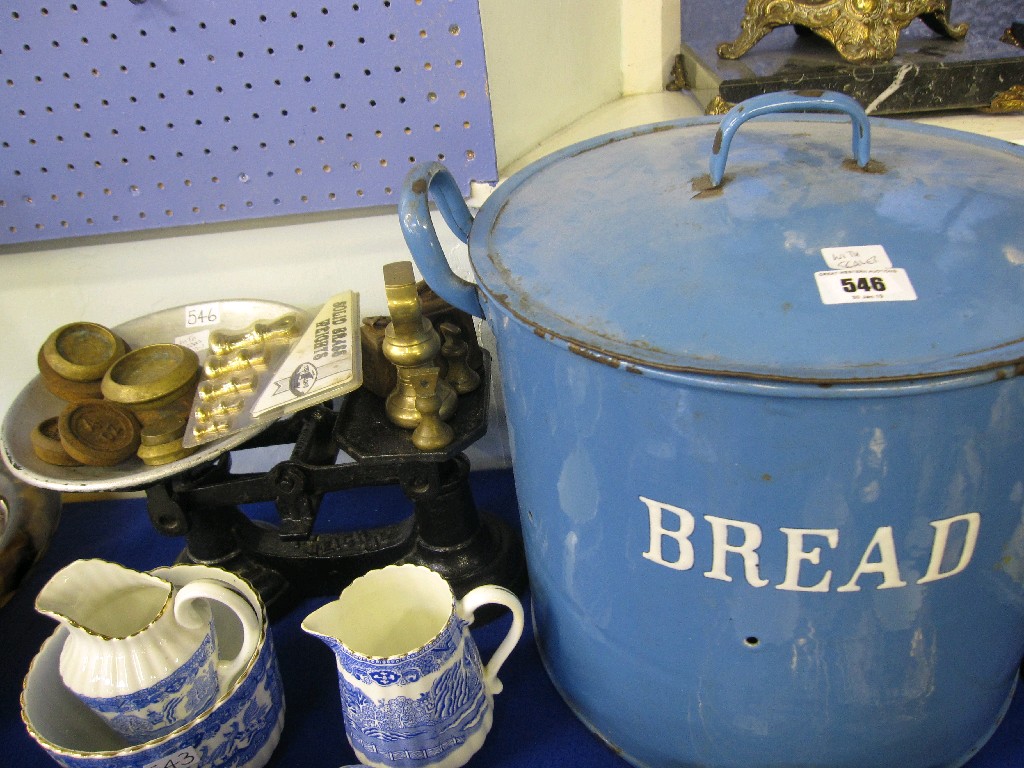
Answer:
1;299;306;493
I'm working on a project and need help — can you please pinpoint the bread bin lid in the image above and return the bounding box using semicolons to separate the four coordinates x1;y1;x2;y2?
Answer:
470;92;1024;384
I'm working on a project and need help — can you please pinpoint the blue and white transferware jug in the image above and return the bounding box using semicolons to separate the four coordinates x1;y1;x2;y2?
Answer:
302;564;524;768
35;558;260;744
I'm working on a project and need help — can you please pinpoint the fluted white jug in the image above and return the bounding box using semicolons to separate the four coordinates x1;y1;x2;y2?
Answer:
35;559;259;744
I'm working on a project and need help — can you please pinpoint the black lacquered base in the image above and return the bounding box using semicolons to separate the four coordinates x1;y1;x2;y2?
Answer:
680;18;1024;115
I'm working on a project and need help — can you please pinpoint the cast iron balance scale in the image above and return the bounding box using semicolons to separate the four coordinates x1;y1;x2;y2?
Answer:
0;262;526;617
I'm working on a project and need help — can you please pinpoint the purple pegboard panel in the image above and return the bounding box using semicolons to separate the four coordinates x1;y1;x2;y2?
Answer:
0;0;498;244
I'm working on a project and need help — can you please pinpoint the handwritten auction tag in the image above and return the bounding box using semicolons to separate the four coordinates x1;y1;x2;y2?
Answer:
183;302;222;329
173;329;211;356
820;245;892;271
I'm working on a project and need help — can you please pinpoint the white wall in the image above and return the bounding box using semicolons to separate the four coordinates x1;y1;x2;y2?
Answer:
479;0;623;166
481;0;682;163
622;0;682;95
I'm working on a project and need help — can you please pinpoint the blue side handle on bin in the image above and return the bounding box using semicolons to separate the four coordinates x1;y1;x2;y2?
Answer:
399;162;484;319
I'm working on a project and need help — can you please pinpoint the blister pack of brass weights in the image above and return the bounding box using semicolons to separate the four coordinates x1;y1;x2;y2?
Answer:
183;291;363;448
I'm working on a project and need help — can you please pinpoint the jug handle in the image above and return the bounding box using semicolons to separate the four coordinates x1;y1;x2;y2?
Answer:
709;90;872;187
174;579;261;690
399;162;485;319
457;584;525;695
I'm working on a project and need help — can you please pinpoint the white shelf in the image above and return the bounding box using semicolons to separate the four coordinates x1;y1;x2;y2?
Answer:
501;91;706;178
913;112;1024;145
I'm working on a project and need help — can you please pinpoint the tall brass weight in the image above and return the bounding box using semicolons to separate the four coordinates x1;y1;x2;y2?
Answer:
382;261;457;429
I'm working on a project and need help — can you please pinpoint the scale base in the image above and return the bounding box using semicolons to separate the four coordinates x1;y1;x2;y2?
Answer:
146;354;527;619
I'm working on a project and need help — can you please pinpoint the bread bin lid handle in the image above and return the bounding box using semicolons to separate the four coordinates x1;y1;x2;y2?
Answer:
710;90;872;187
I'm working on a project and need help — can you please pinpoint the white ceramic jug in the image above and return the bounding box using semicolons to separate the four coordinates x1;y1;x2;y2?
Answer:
35;559;259;743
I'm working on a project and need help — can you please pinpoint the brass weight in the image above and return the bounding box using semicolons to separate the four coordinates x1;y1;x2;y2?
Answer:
208;313;301;355
381;262;456;429
410;367;454;451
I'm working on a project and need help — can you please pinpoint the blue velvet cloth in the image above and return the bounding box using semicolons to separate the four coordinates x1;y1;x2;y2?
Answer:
2;469;1023;767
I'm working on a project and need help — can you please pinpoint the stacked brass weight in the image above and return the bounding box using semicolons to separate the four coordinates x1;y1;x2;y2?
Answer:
29;417;81;467
439;322;480;395
37;322;128;404
418;281;484;371
360;281;483;400
410;367;455;451
359;315;396;399
381;262;457;431
191;313;299;443
57;400;141;467
32;322;144;467
136;410;193;466
101;344;201;465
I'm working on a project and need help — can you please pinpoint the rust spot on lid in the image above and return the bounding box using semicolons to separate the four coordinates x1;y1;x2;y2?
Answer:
411;178;428;194
568;344;624;370
795;89;825;98
712;129;724;155
690;173;728;199
843;158;887;174
693;188;723;200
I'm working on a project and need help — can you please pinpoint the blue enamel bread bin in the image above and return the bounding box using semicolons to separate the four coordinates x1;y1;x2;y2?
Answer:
400;91;1024;768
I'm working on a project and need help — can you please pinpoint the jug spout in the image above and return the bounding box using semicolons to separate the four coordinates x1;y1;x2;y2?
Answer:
300;602;348;658
35;559;172;638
